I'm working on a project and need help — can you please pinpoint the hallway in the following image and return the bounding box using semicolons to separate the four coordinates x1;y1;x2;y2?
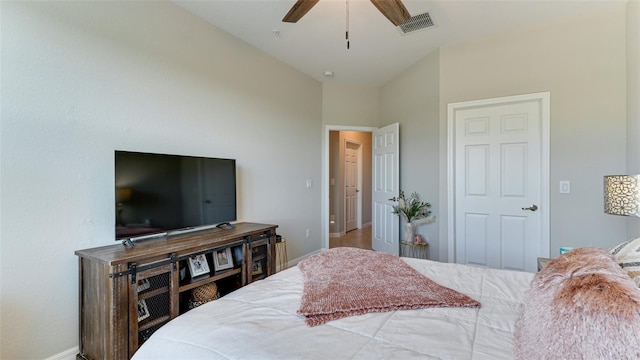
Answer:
329;227;372;250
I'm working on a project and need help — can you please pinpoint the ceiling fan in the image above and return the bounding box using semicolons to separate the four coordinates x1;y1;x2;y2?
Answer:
282;0;411;26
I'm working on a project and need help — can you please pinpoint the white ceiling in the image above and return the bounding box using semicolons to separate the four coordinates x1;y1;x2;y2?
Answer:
173;0;627;86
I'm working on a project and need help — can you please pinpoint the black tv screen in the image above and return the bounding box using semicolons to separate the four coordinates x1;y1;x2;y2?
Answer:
115;151;237;241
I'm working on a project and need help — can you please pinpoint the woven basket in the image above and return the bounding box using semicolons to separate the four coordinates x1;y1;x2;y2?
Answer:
188;293;220;310
191;282;218;302
276;237;288;272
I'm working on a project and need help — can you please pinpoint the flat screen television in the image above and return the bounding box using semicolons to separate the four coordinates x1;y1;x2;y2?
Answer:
115;150;237;242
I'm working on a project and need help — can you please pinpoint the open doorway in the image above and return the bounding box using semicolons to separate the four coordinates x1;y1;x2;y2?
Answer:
327;130;372;249
322;124;400;254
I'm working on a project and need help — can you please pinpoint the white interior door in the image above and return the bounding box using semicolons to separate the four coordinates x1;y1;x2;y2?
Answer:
450;93;549;272
372;123;400;255
345;141;359;232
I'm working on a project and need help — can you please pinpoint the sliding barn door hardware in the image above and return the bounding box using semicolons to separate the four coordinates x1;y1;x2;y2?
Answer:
108;252;177;283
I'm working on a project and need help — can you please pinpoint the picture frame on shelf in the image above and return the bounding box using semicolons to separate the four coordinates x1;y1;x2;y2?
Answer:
214;247;233;271
252;261;263;276
137;278;151;293
137;299;150;322
187;254;210;278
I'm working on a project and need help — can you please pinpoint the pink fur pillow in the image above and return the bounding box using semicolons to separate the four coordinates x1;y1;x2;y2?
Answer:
514;247;640;360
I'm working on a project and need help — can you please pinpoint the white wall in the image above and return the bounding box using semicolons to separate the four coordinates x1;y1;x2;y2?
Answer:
329;4;633;261
321;84;380;240
322;83;381;127
378;6;630;262
1;1;321;358
627;0;640;238
381;51;440;258
438;6;628;259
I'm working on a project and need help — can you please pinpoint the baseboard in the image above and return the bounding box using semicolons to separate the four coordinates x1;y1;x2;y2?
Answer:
331;223;371;238
45;346;78;360
286;248;323;268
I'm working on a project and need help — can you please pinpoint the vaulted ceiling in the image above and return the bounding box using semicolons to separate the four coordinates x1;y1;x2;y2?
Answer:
173;0;626;86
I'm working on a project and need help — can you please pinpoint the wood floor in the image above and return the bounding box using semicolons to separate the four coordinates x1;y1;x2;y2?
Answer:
329;227;372;250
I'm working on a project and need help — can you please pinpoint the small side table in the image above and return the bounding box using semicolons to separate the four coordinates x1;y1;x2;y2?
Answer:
400;241;429;260
537;257;551;271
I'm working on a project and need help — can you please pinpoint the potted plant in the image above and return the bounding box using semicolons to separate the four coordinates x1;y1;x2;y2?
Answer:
391;191;432;244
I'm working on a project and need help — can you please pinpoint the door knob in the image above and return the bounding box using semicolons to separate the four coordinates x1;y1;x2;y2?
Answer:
522;204;538;211
388;196;398;202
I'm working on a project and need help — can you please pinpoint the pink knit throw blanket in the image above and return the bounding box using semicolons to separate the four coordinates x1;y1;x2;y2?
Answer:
297;247;480;326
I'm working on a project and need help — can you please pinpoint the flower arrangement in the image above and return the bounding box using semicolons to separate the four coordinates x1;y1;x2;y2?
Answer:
391;190;431;223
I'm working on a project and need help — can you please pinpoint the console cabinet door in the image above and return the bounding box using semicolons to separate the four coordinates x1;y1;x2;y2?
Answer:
246;233;275;283
128;262;179;358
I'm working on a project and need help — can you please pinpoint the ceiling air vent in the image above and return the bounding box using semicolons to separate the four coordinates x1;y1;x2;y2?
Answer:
399;12;435;34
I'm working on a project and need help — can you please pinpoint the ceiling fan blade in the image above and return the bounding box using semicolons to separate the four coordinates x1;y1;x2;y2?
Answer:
370;0;411;26
282;0;320;23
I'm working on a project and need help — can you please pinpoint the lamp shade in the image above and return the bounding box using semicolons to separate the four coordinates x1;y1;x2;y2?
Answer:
604;175;640;217
116;187;132;203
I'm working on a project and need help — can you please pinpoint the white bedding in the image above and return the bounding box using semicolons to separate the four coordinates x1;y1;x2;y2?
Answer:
132;257;534;360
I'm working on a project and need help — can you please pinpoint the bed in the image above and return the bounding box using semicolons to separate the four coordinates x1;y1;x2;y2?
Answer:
132;248;535;360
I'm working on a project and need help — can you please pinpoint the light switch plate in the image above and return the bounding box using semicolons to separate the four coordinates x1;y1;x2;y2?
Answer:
559;180;570;194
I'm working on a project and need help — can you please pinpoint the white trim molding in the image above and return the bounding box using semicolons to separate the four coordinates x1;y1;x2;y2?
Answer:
45;347;79;360
446;92;551;263
322;125;377;250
